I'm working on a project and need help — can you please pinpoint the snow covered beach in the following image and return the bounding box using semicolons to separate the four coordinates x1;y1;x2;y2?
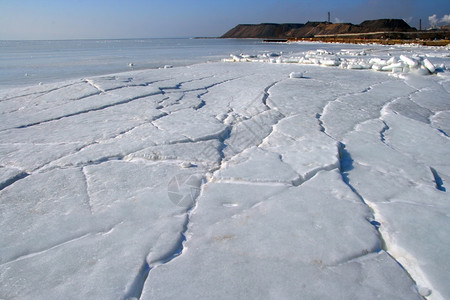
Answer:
1;42;449;299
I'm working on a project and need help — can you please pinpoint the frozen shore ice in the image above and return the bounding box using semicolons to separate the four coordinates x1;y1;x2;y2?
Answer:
224;45;449;76
0;44;449;299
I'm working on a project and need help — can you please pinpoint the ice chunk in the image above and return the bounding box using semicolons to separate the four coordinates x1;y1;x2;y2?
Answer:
423;58;436;73
382;62;404;71
400;55;419;68
320;59;340;66
289;72;303;78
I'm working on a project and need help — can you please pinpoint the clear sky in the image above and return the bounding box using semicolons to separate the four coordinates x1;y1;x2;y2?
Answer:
0;0;449;40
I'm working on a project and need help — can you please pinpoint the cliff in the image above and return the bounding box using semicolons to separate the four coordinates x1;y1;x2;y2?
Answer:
221;19;416;39
221;23;304;39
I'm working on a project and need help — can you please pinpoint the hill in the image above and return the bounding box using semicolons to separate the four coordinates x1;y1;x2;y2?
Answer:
221;23;304;39
221;19;416;39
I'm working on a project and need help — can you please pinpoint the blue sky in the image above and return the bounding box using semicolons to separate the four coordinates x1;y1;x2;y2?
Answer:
0;0;449;39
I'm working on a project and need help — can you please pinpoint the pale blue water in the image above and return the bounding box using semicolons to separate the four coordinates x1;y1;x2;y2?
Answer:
0;38;369;88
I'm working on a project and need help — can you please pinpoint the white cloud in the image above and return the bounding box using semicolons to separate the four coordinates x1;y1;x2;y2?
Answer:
428;14;438;28
334;18;343;23
440;14;450;24
428;14;450;28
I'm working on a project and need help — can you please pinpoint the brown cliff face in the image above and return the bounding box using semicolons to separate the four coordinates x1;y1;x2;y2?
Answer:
221;19;416;39
286;22;355;38
221;23;304;38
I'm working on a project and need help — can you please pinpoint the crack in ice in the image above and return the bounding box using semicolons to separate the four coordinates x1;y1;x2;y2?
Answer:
430;167;446;192
10;91;164;130
81;167;93;214
0;171;29;191
0;82;80;102
0;224;119;267
338;142;387;249
129;178;206;300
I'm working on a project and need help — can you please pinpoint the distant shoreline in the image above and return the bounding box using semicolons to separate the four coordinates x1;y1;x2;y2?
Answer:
220;19;450;46
270;37;450;46
212;37;450;47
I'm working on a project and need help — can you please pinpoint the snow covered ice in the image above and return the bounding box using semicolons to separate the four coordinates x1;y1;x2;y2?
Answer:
0;43;449;300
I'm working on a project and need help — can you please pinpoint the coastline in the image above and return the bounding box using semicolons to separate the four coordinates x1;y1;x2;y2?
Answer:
287;36;450;46
221;19;450;47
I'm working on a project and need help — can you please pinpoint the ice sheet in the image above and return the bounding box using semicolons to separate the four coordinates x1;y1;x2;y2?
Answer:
1;43;449;299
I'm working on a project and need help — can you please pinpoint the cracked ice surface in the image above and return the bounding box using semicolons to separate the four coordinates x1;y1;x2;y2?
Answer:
1;45;449;300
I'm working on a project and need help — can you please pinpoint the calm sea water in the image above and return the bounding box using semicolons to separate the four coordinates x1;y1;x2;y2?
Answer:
0;38;368;88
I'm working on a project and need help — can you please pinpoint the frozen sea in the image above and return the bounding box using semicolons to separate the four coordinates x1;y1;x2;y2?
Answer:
0;39;449;299
0;38;375;88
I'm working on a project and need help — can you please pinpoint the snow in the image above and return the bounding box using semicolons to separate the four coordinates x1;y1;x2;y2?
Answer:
0;43;449;300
